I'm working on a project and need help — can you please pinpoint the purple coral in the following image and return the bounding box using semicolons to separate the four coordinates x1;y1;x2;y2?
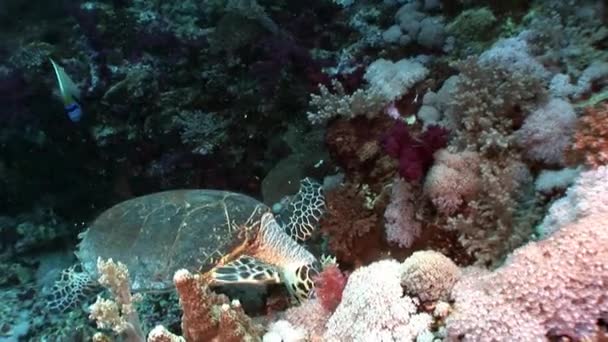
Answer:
383;122;448;182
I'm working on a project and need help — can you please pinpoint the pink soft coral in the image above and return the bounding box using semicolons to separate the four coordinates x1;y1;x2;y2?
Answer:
384;178;422;248
423;149;481;215
446;168;608;340
313;264;348;312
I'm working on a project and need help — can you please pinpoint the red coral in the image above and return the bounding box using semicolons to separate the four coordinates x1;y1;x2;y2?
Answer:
568;103;608;168
313;265;348;312
170;269;262;341
319;185;385;267
325;116;396;184
382;122;448;182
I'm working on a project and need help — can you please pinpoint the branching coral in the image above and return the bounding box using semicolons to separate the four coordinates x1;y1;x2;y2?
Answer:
151;269;262;342
307;58;428;124
568;103;608;169
319;184;384;267
173;110;231;155
439;57;548;265
449;57;546;155
445;156;540;265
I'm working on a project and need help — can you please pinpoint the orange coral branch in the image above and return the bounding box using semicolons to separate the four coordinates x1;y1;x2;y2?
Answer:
570;103;608;168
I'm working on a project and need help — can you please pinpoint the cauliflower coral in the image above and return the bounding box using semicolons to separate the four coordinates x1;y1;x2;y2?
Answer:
400;250;461;302
323;260;432;342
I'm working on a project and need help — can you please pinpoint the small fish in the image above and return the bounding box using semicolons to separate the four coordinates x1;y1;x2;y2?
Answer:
50;58;83;122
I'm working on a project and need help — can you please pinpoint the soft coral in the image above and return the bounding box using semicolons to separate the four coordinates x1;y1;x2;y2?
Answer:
313;265;348;312
383;122;448;182
568;103;608;169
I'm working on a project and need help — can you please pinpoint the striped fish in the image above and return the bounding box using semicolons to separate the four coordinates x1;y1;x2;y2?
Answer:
50;58;83;122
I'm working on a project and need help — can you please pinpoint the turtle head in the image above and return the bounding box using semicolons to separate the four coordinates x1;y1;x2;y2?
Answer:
282;261;320;303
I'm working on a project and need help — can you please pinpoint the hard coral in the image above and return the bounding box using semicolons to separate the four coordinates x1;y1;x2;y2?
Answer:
445;156;539;266
449;57;546;154
382;122;448;182
569;103;608;169
400;250;460;302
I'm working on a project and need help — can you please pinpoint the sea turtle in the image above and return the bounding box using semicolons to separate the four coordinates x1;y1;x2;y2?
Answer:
48;178;325;311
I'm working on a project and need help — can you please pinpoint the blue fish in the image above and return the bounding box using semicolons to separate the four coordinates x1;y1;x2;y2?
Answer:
50;58;83;122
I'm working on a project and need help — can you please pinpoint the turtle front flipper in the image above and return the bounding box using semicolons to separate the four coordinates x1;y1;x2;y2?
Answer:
277;178;326;243
210;256;281;285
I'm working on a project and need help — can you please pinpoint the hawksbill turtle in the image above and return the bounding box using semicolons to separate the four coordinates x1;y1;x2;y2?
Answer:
49;178;325;311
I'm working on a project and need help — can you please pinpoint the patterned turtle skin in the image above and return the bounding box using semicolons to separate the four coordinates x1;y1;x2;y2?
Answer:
76;186;321;301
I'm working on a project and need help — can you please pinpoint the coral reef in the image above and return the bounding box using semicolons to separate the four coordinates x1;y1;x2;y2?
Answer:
447;210;608;340
2;0;608;340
